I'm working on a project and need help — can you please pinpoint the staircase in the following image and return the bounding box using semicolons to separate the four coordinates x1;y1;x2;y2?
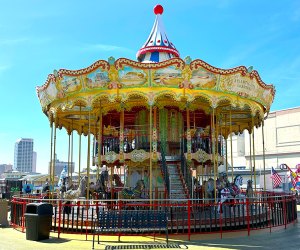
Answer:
167;164;188;200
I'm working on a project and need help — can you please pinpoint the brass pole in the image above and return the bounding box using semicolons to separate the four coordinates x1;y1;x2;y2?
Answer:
262;119;266;191
49;120;53;190
225;114;228;175
98;102;102;179
230;108;233;182
78;106;82;181
249;127;253;181
252;116;256;192
87;109;91;200
52;121;57;197
212;108;217;203
71;126;73;180
68;133;71;179
149;105;153;202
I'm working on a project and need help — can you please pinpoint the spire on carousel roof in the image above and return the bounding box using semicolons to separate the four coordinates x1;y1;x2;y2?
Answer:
136;4;180;63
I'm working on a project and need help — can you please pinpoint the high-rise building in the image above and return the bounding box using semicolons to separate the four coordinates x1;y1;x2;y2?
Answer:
14;138;34;173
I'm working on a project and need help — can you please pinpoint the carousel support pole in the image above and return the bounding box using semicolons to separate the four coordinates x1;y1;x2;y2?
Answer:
262;119;266;191
52;120;57;198
149;104;153;202
86;108;91;200
78;131;82;182
224;114;228;175
92;136;95;167
118;107;124;198
225;137;228;175
71;127;74;181
98;102;102;179
249;127;253;182
212;108;217;203
49;119;54;194
78;106;82;181
252;116;256;192
68;132;71;179
229;108;233;182
186;107;191;159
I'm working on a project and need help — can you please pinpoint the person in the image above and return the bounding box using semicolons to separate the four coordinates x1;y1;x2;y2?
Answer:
24;185;31;194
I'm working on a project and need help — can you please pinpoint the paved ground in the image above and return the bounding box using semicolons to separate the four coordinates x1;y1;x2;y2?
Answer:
0;208;300;250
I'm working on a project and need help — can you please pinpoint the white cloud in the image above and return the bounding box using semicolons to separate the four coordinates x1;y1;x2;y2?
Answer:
82;43;134;54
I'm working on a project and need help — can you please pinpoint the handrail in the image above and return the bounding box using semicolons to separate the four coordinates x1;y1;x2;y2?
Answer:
160;144;170;197
180;138;193;198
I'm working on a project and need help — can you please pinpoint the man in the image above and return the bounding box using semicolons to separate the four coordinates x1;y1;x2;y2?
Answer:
24;185;31;194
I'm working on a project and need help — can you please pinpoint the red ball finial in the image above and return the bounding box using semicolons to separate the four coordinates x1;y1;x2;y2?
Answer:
154;4;164;15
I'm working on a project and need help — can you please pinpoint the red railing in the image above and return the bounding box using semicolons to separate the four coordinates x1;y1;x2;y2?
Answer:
9;191;297;241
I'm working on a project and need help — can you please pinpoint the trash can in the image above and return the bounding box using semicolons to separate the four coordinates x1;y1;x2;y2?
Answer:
0;199;9;227
25;202;53;241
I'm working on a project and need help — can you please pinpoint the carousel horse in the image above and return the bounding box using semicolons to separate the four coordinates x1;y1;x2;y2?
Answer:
113;174;124;187
246;179;254;204
59;176;73;199
64;176;88;200
118;180;145;199
93;170;109;199
218;174;245;214
204;178;215;200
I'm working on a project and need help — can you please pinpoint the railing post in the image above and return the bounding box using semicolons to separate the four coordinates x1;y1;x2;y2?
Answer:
283;195;287;229
22;200;26;233
219;201;223;239
58;200;62;238
246;198;250;236
269;196;272;233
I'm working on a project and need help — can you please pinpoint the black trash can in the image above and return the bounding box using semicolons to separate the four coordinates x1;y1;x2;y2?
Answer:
25;203;53;241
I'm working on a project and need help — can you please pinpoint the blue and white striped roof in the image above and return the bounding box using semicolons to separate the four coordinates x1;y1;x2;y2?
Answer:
137;5;180;63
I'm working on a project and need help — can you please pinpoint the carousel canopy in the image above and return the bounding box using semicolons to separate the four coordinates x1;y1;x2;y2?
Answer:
36;5;275;137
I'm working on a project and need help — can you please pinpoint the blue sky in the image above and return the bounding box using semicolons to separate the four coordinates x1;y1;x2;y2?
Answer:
0;0;299;174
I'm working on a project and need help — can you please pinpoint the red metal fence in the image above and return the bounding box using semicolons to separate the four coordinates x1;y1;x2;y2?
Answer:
10;191;297;241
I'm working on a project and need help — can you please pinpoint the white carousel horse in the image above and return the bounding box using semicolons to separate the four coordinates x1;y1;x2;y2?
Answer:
64;176;88;200
118;180;145;199
59;176;73;199
218;174;245;214
229;175;245;201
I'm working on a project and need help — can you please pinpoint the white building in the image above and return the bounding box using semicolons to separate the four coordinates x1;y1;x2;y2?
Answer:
227;107;300;190
14;138;36;173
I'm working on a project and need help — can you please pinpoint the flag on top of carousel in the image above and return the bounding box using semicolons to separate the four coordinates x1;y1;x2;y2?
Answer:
271;167;282;188
58;165;68;187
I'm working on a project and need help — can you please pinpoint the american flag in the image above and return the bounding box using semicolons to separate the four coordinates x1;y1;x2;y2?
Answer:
271;167;282;188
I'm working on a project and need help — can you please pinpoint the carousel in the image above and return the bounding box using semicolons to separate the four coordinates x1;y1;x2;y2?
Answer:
10;4;296;239
36;4;275;201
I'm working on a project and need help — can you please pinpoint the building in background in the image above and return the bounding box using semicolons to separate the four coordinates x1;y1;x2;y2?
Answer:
49;154;75;176
14;138;35;173
226;106;300;190
0;164;13;176
32;151;37;173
